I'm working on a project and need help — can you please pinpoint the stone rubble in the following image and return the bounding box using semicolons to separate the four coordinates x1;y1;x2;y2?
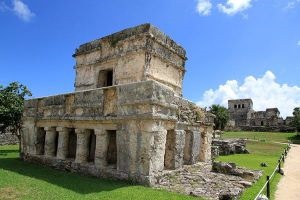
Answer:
154;162;262;200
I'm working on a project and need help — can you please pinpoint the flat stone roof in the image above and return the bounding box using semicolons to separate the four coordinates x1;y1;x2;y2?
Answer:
73;23;186;58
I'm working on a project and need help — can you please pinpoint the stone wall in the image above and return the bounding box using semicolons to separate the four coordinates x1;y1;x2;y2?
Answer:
212;138;249;155
0;133;19;145
73;24;186;96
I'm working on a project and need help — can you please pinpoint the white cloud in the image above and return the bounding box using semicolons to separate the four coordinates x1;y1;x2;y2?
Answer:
12;0;34;22
197;0;212;16
297;40;300;46
284;0;300;10
217;0;252;15
197;71;300;118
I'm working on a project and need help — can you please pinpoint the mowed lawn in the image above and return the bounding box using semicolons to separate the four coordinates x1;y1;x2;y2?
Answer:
217;131;290;199
0;145;198;200
222;131;300;144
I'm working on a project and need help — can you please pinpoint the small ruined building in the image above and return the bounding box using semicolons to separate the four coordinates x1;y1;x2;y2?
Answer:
227;99;295;131
21;24;214;185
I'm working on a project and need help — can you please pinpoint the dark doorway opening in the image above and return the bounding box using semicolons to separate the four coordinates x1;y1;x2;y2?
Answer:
88;130;96;163
97;70;113;88
68;129;77;159
106;130;117;165
36;127;46;155
54;132;59;156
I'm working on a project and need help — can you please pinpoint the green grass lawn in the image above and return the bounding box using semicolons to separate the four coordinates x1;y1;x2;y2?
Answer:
217;140;287;200
0;145;199;200
222;131;300;144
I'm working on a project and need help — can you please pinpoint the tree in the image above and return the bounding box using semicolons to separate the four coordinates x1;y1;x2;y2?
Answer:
209;104;229;130
292;107;300;133
0;82;32;138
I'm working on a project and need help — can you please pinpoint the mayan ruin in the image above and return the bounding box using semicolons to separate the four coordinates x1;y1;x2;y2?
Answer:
227;98;295;132
20;24;215;185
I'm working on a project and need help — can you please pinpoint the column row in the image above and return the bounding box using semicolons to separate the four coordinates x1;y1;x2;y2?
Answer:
35;127;118;167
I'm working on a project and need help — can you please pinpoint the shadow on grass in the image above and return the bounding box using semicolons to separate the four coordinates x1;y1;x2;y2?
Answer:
0;149;19;156
287;134;300;144
0;157;131;194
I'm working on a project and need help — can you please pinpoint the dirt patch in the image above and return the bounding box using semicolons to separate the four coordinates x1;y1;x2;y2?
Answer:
0;187;23;200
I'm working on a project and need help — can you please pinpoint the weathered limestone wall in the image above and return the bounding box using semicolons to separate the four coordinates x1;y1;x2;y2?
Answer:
74;24;186;96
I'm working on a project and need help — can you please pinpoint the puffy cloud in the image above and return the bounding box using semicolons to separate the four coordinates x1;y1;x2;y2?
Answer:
284;0;300;10
197;71;300;118
196;0;212;16
217;0;252;15
12;0;34;22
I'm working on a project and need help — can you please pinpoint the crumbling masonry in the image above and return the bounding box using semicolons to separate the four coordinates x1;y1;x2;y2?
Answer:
21;24;214;185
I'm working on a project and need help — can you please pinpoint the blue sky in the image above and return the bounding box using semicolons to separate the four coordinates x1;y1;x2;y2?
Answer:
0;0;299;117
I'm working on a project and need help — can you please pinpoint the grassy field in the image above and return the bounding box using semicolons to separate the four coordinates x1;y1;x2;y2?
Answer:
217;136;287;199
0;145;199;200
222;131;300;144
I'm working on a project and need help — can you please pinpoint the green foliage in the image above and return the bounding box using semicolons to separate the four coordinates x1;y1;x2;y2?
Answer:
217;141;286;199
209;104;229;130
292;107;300;132
0;82;32;135
0;145;200;200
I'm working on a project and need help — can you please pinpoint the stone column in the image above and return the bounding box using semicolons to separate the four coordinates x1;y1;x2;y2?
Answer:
174;130;185;169
190;131;201;164
94;128;109;168
56;127;69;160
44;127;57;157
199;126;213;162
75;129;90;163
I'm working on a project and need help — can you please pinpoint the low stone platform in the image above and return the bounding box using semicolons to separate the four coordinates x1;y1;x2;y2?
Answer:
212;139;249;156
0;133;19;145
154;162;262;200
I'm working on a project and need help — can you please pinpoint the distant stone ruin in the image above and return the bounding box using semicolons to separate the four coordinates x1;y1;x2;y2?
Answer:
227;99;295;132
21;24;215;185
0;133;19;145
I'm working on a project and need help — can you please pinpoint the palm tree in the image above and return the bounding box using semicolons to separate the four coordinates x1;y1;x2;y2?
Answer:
209;104;229;130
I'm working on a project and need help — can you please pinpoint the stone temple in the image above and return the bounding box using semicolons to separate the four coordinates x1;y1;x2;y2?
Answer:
21;24;214;185
228;98;295;132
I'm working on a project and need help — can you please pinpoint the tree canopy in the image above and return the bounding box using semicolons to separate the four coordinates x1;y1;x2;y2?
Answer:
292;107;300;132
0;82;32;136
209;104;229;130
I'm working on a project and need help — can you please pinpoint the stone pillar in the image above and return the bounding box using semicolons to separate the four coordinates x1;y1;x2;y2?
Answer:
44;127;57;157
174;130;185;169
199;126;213;162
75;129;90;163
183;130;200;165
94;128;109;168
56;127;69;160
190;131;201;164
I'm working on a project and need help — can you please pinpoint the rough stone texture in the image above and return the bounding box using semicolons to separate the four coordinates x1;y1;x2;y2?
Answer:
0;133;19;145
227;98;295;132
154;162;262;200
212;139;249;156
21;24;214;186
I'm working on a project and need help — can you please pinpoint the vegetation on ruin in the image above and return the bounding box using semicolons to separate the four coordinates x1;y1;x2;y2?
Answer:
292;107;300;133
0;82;32;136
217;140;286;200
222;131;300;144
209;104;229;130
0;145;201;200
